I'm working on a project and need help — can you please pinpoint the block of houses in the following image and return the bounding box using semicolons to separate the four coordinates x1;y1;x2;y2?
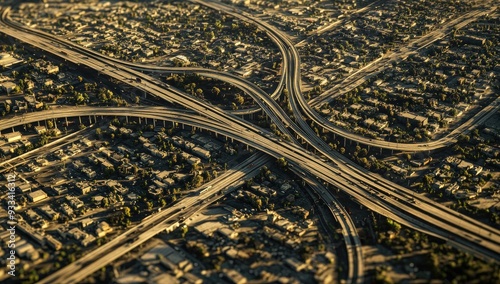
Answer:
80;218;94;228
17;241;39;261
67;196;84;209
17;182;32;193
17;221;45;246
80;137;92;147
68;227;87;241
61;203;74;217
460;35;485;46
0;81;17;93
187;156;201;165
155;170;172;181
82;167;96;179
218;227;238;240
3;131;22;143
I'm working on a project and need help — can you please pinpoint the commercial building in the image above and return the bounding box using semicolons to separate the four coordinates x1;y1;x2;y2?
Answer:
28;189;48;203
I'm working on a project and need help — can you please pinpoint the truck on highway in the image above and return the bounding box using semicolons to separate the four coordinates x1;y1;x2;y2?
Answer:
135;77;142;83
199;185;212;195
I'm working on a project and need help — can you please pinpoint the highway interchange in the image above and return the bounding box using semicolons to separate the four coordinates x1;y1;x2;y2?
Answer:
0;1;499;283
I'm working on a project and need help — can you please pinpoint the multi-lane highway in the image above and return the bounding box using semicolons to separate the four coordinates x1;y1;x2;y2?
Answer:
1;105;499;264
192;1;497;152
2;3;497;152
193;0;499;260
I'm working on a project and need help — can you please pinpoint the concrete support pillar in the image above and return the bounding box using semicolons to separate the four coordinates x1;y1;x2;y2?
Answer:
153;119;156;127
65;117;68;126
78;116;82;124
126;116;129;124
343;137;346;148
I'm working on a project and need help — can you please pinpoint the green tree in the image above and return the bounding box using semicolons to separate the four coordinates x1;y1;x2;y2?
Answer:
73;92;85;105
211;86;220;96
181;225;188;238
214;20;222;31
386;218;401;233
195;88;203;97
192;175;203;188
283;88;289;97
205;30;215;41
123;207;131;218
276;157;288;168
235;93;245;105
458;134;470;143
